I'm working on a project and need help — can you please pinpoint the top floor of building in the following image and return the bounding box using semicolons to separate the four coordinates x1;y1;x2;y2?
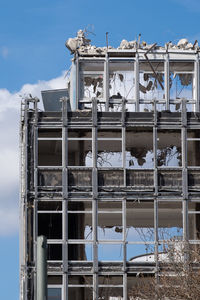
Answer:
41;31;200;113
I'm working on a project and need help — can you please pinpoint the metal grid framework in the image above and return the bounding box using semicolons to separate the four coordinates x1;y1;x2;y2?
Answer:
20;51;200;300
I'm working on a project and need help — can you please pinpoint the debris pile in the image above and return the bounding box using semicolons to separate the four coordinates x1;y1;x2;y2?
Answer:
65;29;113;54
65;30;199;54
167;38;198;50
118;38;199;51
118;39;137;50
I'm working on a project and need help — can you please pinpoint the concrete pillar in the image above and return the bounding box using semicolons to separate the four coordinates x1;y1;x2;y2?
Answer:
37;236;47;300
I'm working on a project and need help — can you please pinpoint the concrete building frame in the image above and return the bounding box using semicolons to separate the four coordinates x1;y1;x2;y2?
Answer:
20;46;200;300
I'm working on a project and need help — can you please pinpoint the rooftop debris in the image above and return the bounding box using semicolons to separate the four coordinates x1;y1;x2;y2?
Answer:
65;30;199;54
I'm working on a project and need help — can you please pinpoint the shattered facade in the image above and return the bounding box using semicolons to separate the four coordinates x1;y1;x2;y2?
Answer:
20;31;200;299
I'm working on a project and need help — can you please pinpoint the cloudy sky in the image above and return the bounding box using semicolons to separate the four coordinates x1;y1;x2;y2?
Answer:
1;0;200;298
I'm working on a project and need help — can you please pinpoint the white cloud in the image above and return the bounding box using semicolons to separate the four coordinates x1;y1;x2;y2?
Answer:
0;72;67;235
0;208;19;236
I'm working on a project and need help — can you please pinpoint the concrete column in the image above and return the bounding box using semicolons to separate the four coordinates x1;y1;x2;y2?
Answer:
36;236;47;300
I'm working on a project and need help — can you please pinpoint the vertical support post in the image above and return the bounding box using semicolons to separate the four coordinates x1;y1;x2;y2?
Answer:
76;55;80;110
92;98;98;199
182;100;188;201
93;200;98;300
123;273;127;300
36;236;47;300
153;101;159;280
93;274;98;300
122;98;126;187
122;97;127;299
135;52;140;112
105;53;109;111
33;98;39;300
153;101;158;196
154;198;159;281
194;54;200;112
21;99;29;300
92;98;98;300
70;58;78;111
165;52;170;110
61;97;69;300
181;100;188;248
122;198;127;300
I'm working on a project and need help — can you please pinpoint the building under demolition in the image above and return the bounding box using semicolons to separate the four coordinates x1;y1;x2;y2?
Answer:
20;31;200;299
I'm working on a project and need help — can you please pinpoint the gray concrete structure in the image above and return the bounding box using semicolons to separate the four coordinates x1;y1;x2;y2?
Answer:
20;34;200;299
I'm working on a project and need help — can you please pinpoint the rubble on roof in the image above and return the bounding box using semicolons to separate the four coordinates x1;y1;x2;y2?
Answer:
118;39;137;49
65;29;113;54
167;38;198;50
65;30;199;54
65;29;91;53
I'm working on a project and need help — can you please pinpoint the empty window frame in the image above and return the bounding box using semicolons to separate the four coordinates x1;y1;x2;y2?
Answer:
98;243;123;261
170;61;194;104
47;244;62;261
68;200;92;211
79;61;104;100
187;130;200;167
157;130;181;167
97;130;122;168
98;201;122;240
127;275;154;299
98;288;123;300
68;243;93;261
109;61;135;101
68;287;93;300
38;207;62;261
68;275;93;286
158;201;183;241
48;276;62;285
48;287;62;300
38;169;62;187
127;244;155;262
68;129;92;167
37;201;62;211
68;212;92;240
98;275;123;285
68;275;93;300
139;61;165;111
38;140;62;166
38;213;62;239
38;129;62;167
38;129;62;138
98;276;123;300
67;201;92;241
126;129;153;169
126;201;154;243
158;241;184;263
188;201;200;241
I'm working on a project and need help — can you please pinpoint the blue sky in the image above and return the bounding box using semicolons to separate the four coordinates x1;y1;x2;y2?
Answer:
0;0;200;298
